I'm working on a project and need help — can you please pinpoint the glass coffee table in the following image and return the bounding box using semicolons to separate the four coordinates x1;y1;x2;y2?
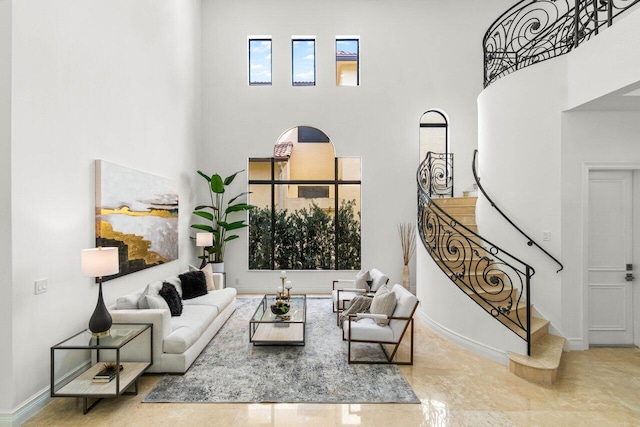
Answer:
250;294;306;346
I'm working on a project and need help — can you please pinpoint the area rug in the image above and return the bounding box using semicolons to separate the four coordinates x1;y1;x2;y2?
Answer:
143;297;420;404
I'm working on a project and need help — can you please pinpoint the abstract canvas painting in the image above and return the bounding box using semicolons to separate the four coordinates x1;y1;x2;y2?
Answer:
95;160;178;280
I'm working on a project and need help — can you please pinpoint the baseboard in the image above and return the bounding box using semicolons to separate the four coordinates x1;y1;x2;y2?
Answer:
0;360;91;426
0;387;51;427
416;310;509;366
566;337;586;351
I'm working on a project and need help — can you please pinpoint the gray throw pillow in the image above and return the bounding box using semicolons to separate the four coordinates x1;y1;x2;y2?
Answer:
369;287;396;326
354;270;371;290
143;294;170;311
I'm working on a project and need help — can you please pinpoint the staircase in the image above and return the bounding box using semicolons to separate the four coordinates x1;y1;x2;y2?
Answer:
433;196;565;385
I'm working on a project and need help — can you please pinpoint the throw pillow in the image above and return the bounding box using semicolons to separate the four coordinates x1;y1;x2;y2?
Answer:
143;294;170;311
179;270;208;300
137;281;164;309
369;286;396;326
158;282;183;316
189;264;216;291
354;270;371;290
370;270;390;292
115;290;143;310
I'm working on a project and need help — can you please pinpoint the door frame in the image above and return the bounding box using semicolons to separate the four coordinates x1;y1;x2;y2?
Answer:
582;162;640;349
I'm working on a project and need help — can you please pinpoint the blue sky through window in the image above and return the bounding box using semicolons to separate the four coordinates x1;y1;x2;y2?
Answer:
336;39;358;56
292;39;315;86
249;39;272;85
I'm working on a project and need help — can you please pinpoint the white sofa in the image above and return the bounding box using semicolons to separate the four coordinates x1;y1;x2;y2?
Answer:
108;273;236;374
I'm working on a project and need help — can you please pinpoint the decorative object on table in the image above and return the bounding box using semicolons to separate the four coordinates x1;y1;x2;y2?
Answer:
278;270;287;299
191;169;255;273
81;247;119;337
95;160;178;280
195;232;213;268
92;362;124;383
398;222;416;291
270;299;290;317
285;280;292;301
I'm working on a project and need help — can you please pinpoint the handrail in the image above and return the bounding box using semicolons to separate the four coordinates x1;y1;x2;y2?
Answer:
473;150;564;274
418;152;533;355
483;0;640;87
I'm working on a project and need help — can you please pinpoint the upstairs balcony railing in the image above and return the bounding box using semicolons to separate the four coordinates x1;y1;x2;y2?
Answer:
484;0;640;87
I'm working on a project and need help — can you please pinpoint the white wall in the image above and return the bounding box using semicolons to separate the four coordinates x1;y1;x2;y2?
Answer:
201;0;515;294
560;111;640;348
6;0;201;416
477;58;566;330
566;7;640;110
0;0;13;415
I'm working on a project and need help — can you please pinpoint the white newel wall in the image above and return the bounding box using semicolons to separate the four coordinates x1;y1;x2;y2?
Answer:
5;0;201;420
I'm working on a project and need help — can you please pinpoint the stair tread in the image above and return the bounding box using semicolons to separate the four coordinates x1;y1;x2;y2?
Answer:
508;334;565;370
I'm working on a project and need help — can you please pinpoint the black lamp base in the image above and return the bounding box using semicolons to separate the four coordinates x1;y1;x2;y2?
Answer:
89;280;112;337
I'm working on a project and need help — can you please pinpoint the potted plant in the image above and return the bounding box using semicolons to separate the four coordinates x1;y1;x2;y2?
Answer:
191;170;254;272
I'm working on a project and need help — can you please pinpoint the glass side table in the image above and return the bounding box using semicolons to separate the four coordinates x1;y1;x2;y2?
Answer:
50;323;153;414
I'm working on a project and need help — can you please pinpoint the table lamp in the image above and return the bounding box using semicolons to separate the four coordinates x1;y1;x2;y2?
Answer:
81;247;119;337
196;232;213;268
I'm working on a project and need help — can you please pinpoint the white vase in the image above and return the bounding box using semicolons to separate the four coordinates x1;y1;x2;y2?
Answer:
211;262;225;273
402;265;410;291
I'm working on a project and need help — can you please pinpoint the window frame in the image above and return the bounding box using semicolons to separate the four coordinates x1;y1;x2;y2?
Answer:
336;37;360;86
248;157;361;271
291;37;316;87
248;37;272;86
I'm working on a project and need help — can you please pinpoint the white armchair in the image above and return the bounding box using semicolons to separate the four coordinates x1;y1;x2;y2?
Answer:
342;284;419;365
332;268;389;324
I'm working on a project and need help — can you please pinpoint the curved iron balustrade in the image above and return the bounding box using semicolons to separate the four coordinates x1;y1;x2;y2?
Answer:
418;152;534;354
484;0;640;87
418;152;454;198
472;150;564;273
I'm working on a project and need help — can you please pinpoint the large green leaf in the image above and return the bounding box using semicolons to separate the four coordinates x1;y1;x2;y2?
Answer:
223;220;248;231
224;235;240;242
226;203;254;214
224;169;244;186
228;191;251;205
190;224;213;232
210;174;225;193
194;205;217;211
193;211;214;221
197;170;212;182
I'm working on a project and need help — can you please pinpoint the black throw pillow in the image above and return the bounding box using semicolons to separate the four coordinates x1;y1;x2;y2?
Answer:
159;282;182;316
179;270;208;300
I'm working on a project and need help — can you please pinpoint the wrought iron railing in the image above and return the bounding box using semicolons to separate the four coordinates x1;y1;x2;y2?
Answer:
418;152;454;198
418;152;534;355
473;150;564;273
484;0;640;87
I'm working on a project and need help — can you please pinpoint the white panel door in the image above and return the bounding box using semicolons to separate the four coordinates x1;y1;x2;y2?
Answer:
588;170;634;345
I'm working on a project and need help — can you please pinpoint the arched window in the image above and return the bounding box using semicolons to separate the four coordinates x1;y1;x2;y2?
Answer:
419;110;449;162
248;126;361;270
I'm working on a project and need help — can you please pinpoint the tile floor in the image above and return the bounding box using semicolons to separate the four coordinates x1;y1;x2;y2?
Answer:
24;303;640;426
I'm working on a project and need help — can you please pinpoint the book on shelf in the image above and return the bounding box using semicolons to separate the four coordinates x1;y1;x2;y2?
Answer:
92;364;123;383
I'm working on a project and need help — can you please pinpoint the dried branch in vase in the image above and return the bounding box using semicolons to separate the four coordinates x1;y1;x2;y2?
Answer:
398;222;416;265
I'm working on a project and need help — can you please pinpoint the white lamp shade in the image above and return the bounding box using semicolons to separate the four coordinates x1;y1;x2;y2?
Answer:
81;247;120;277
196;232;213;247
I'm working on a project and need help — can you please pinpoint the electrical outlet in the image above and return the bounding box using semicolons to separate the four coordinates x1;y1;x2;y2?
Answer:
542;231;551;241
35;278;48;295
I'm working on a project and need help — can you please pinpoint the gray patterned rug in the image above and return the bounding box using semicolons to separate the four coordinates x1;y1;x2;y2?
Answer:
143;297;419;404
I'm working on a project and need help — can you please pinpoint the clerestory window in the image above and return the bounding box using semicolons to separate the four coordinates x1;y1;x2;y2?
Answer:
292;38;316;86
